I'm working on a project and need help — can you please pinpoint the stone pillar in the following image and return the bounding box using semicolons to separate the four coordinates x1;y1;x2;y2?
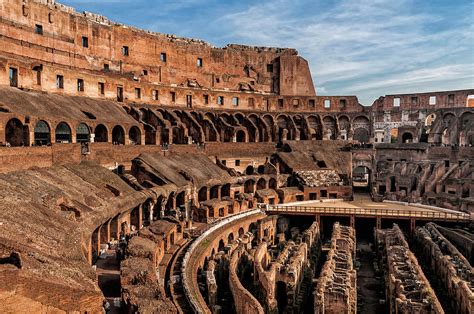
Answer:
105;220;111;243
350;215;355;228
138;204;143;229
87;237;92;265
376;217;381;230
141;128;146;146
410;218;416;235
96;228;101;254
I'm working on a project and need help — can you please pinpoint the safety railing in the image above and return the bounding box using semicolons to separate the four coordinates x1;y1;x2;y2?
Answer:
263;205;471;221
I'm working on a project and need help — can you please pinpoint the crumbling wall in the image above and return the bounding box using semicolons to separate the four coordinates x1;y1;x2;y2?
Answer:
376;224;444;314
414;223;473;314
229;245;265;314
314;223;356;314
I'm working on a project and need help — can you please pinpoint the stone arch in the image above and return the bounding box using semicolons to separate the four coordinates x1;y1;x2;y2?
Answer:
198;186;208;202
269;178;278;190
249;114;270;142
228;233;234;243
210;185;219;200
5;118;29;147
76;123;90;143
175;191;186;209
94;124;108;143
112;125;125;145
172;126;186;144
202;119;218;142
262;114;276;141
425;113;436;127
322;116;337;140
337;115;350;140
276;115;295;141
353;128;370;143
292;114;309;140
55;122;72;143
129;126;141;145
165;192;175;211
401;132;413;143
245;165;255;175
248;222;257;234
218;239;225;252
244;179;255;193
236;129;247;142
256;177;266;190
307;115;323;140
442;113;456;144
238;227;245;238
459;111;474;145
221;184;231;198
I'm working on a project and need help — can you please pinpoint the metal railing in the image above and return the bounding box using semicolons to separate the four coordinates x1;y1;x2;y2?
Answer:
264;205;471;221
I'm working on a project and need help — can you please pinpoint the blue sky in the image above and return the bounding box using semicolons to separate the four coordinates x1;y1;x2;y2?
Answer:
62;0;474;105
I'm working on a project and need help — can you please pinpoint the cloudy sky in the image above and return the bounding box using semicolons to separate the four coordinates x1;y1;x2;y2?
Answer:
62;0;474;105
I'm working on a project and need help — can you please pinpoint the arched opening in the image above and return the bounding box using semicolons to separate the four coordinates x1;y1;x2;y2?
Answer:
218;239;225;252
257;178;266;190
276;281;288;313
34;120;51;146
238;227;245;238
165;193;175;211
112;125;125;145
322;116;337;140
307;115;323;140
170;232;175;246
210;185;219;200
244;180;255;194
228;233;234;243
5;118;28;146
175;191;185;210
129;126;141;145
76;123;90;143
198;187;208;202
221;184;231;198
94;124;108;143
390;128;398;143
248;222;257;234
269;178;277;190
402;132;413;143
257;165;265;174
353;128;370;143
172;127;186;144
236;130;246;142
130;206;141;230
245;165;254;175
55;122;72;143
353;166;371;192
144;125;156;145
338;116;350;140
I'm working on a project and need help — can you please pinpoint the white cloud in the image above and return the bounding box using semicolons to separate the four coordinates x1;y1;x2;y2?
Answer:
216;0;474;104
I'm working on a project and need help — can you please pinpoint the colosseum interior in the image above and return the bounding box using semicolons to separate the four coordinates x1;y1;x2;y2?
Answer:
0;0;472;313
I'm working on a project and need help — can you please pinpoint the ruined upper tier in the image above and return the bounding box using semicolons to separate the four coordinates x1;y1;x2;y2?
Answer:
0;0;321;109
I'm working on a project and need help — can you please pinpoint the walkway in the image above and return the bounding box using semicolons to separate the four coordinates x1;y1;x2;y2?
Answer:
96;248;122;313
265;194;471;222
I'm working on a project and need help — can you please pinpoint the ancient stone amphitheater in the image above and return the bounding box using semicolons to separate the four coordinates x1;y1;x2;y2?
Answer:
0;1;472;313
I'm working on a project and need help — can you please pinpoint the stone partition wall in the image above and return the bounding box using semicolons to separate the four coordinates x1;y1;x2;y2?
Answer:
228;245;265;314
314;222;356;314
376;224;444;314
414;223;473;314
